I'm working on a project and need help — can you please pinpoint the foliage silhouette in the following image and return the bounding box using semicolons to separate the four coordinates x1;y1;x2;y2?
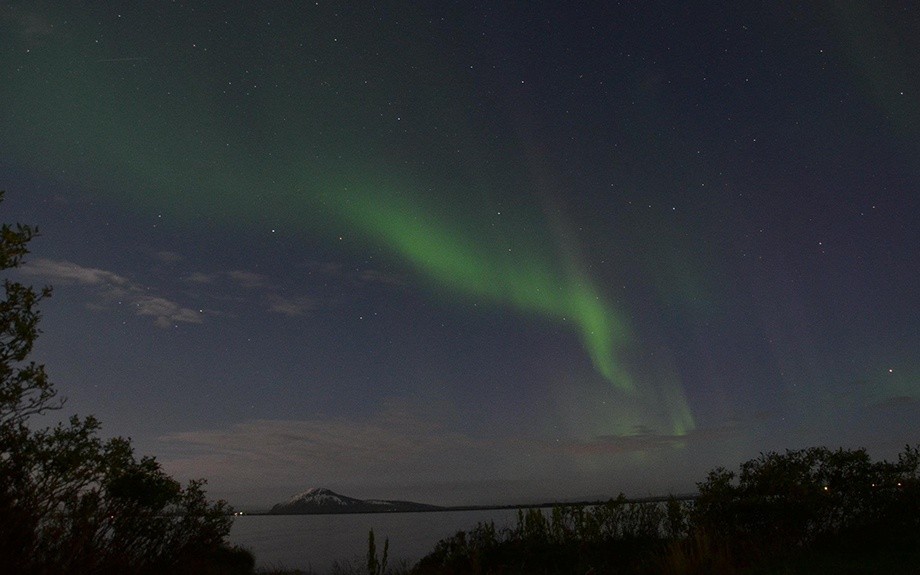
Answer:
0;192;254;574
410;446;920;574
367;529;389;575
693;446;920;552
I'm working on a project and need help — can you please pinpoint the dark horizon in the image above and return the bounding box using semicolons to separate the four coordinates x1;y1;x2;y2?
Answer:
241;485;701;515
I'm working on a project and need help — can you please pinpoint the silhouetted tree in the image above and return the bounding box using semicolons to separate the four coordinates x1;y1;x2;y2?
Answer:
693;445;920;555
0;192;252;574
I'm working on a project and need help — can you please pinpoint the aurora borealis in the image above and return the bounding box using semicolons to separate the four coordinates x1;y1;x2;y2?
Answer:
1;2;917;507
4;1;637;391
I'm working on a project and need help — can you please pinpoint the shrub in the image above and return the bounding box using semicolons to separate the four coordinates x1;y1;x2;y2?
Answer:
0;192;245;574
692;445;920;561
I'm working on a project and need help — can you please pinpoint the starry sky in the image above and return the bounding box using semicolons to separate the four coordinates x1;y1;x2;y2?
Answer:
1;1;918;508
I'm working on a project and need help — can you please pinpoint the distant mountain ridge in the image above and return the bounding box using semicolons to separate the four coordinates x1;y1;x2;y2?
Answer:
269;487;443;514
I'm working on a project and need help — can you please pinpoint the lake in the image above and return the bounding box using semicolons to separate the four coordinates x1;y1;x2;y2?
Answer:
228;509;523;573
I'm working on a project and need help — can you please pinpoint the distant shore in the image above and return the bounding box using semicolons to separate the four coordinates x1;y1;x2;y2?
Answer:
240;493;698;516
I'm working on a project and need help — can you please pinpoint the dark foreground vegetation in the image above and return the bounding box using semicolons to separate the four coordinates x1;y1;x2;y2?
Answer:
407;444;920;574
0;193;253;574
1;195;917;574
267;443;920;575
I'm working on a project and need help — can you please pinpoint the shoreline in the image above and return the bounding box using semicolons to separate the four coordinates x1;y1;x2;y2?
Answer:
238;493;698;516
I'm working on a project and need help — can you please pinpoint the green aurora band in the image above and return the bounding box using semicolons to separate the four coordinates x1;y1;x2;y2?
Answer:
320;179;635;392
1;6;697;433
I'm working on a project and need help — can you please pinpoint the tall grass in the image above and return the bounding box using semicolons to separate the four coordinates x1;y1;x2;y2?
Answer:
412;495;686;574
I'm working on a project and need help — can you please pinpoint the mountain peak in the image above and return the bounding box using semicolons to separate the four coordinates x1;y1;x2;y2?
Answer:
269;488;442;515
285;487;354;507
291;487;335;499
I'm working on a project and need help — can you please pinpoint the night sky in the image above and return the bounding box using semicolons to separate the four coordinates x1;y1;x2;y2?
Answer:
1;2;917;508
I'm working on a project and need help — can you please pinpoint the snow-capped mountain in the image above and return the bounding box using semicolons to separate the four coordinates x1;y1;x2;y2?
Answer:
269;487;442;515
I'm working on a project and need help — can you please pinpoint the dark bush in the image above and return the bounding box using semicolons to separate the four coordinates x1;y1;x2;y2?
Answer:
0;192;248;575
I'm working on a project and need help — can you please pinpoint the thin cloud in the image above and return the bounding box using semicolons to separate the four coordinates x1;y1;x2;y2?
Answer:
180;264;396;318
266;294;317;317
22;258;202;328
183;269;320;316
155;398;723;506
158;418;481;490
184;271;217;284
23;259;130;287
549;424;742;457
134;296;203;328
226;270;268;289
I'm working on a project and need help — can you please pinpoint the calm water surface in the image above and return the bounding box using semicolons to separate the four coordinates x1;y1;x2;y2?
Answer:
229;509;522;573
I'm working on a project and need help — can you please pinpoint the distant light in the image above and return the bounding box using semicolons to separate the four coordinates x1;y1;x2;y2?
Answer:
823;486;829;491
